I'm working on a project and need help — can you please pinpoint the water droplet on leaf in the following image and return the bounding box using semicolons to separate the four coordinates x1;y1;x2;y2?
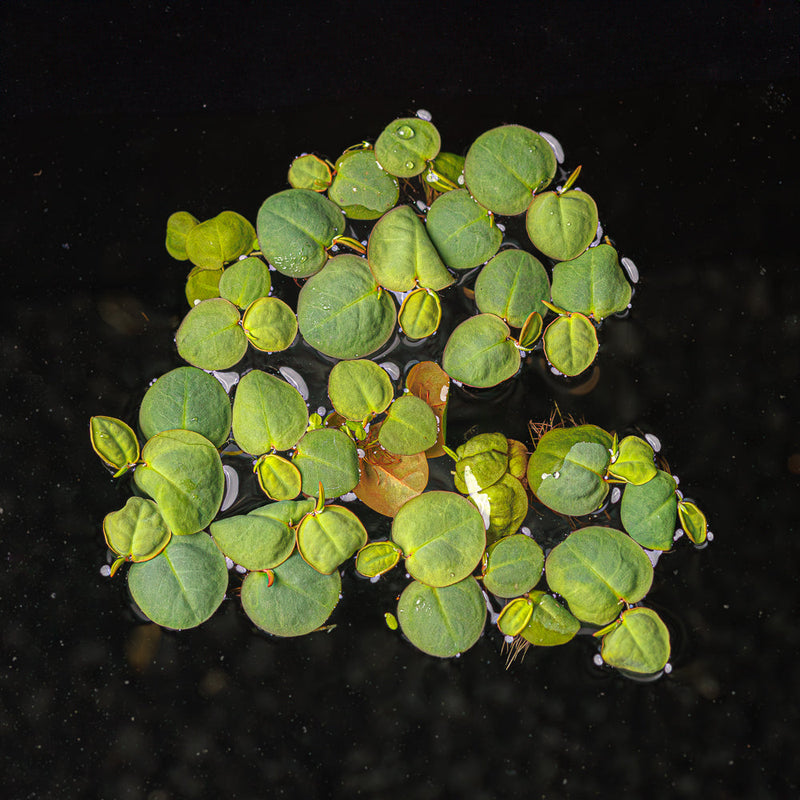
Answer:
396;125;414;139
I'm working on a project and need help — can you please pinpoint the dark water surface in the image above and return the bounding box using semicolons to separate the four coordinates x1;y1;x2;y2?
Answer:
3;10;799;796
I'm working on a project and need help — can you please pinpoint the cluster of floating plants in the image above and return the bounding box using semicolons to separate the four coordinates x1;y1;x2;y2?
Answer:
91;113;708;677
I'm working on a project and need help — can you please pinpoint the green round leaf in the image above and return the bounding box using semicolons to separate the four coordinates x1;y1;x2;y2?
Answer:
297;505;368;574
367;205;453;291
241;296;298;352
442;314;520;388
328;359;394;422
218;256;271;309
483;534;543;598
374;117;441;178
138;366;231;448
678;500;708;545
474;249;550;327
128;532;228;629
328;149;399;220
185;265;222;306
241;552;341;637
453;432;509;494
607;435;657;485
550;244;632;320
545;526;654;625
468;473;529;543
292;427;360;499
210;509;295;571
526;190;598;261
391;491;486;587
378;395;438;456
297;254;397;359
133;430;224;536
463;125;557;215
165;211;199;260
355;541;402;577
288;154;332;192
232;369;309;455
426;189;502;270
497;597;534;637
542;313;599;376
103;497;171;562
185;211;256;269
255;453;302;501
404;360;450;458
527;425;612;516
256;189;345;278
397;576;486;657
519;591;580;647
175;297;248;371
398;288;441;339
90;415;140;473
600;606;670;674
619;469;678;551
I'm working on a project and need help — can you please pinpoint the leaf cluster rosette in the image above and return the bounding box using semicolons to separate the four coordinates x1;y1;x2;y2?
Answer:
90;112;708;676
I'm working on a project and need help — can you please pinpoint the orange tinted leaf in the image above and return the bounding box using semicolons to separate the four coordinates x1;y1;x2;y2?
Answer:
405;360;450;458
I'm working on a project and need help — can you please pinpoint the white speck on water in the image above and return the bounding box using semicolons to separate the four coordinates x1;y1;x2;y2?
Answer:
415;199;428;212
339;492;357;502
457;174;464;185
369;575;380;583
379;361;400;380
317;406;326;416
645;549;661;567
439;385;448;402
504;634;514;644
521;526;531;536
611;486;622;504
538;131;565;163
225;557;234;570
707;531;715;542
330;244;339;252
550;366;564;376
99;564;112;577
644;433;661;452
212;371;239;392
416;109;432;121
664;662;673;674
674;529;684;541
235;564;247;574
357;448;365;458
593;654;604;667
496;223;506;232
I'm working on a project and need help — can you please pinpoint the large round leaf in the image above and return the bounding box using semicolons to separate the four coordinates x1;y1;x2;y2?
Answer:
297;254;397;359
219;256;271;309
550;244;632;320
138;366;231;448
397;576;486;657
463;125;557;215
185;211;256;269
378;395;438;456
133;430;224;535
482;534;543;598
103;496;171;562
367;205;453;291
391;491;486;587
297;505;368;574
175;298;248;371
526;190;598;261
374;117;441;178
442;314;520;388
292;427;360;498
288;154;332;192
241;296;298;352
426;189;502;270
232;369;309;455
474;249;550;327
254;454;302;501
619;469;678;551
128;532;228;629
210;510;295;571
542;313;599;377
545;526;653;625
527;425;612;516
327;149;399;220
241;552;341;637
600;606;671;674
256;188;345;278
328;359;394;422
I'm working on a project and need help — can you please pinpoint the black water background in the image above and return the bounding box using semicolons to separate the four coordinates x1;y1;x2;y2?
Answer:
2;3;799;798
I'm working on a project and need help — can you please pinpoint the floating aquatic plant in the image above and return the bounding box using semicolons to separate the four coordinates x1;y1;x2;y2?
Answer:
91;113;710;678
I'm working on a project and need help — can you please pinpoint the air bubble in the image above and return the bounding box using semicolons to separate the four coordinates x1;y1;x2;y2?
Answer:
416;109;432;121
317;406;326;416
99;564;112;577
610;486;622;504
538;131;565;163
379;361;400;381
621;257;640;283
644;433;661;452
396;125;414;139
593;654;604;667
211;370;239;392
279;366;309;400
